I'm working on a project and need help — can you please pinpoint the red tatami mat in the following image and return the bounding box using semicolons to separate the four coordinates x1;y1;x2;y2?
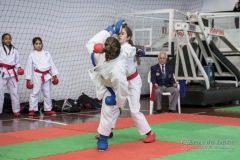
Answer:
1;113;239;147
31;140;200;160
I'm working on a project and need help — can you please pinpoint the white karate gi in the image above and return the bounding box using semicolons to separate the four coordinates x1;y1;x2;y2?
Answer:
112;42;151;135
0;45;21;113
25;50;58;111
86;30;131;136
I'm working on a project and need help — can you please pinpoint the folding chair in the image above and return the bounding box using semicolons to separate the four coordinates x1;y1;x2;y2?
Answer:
147;71;181;114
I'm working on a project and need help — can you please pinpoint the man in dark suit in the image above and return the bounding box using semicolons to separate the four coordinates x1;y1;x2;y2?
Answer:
150;52;179;114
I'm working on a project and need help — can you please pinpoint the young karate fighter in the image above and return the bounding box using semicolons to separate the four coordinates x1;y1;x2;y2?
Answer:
86;22;136;151
116;23;156;143
0;33;24;117
25;37;59;117
95;21;156;143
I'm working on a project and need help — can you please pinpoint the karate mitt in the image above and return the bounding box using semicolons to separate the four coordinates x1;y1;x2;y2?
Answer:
135;46;145;57
105;95;116;105
26;80;33;89
52;76;59;85
105;24;116;34
115;19;125;34
17;68;24;75
93;43;103;53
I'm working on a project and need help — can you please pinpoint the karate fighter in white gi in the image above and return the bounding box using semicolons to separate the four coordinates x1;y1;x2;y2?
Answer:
0;33;24;117
25;37;59;117
115;23;156;143
86;22;137;150
95;21;156;143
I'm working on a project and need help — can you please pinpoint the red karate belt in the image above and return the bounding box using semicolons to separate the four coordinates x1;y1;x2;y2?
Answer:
0;63;18;82
127;70;138;81
34;69;50;83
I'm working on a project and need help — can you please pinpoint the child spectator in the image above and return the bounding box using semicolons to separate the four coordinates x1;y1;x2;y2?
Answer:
25;37;59;117
0;33;24;117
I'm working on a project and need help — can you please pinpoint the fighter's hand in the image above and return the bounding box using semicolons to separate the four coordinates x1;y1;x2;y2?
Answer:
135;46;145;57
154;83;158;89
173;83;178;88
105;24;116;35
105;95;116;105
93;43;103;53
17;67;24;75
52;76;59;85
26;80;33;89
115;19;125;34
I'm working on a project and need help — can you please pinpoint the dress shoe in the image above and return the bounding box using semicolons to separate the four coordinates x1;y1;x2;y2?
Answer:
168;110;176;113
156;110;163;114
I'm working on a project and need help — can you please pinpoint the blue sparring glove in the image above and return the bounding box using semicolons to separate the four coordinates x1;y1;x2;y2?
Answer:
135;46;145;57
105;24;116;34
105;95;116;105
115;19;125;34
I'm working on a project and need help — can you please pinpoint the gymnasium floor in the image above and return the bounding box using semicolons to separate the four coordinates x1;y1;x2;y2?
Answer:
0;98;239;159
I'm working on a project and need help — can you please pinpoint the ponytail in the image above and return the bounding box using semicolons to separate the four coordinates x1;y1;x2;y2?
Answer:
103;37;121;61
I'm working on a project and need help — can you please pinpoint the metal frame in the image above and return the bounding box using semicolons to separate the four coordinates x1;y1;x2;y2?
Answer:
117;9;240;89
117;9;187;56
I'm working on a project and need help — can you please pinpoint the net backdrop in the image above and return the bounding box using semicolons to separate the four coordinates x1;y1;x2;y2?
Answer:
0;0;204;102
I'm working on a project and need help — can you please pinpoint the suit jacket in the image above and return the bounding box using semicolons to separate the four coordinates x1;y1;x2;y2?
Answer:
150;63;176;87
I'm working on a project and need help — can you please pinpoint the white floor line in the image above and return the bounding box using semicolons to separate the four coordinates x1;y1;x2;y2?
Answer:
21;118;68;125
58;112;101;117
0;118;22;122
74;113;101;117
121;108;149;112
80;110;101;113
56;110;101;114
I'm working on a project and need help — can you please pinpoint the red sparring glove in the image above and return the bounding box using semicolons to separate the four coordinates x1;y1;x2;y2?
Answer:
93;43;103;53
17;68;24;75
26;80;33;89
52;76;59;85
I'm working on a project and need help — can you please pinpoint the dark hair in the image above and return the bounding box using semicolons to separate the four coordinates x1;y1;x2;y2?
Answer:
32;37;43;45
102;37;121;61
32;37;43;50
122;23;134;46
2;33;14;55
122;24;141;65
2;33;12;42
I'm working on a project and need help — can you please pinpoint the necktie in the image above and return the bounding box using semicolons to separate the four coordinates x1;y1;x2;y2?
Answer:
162;65;165;74
162;65;166;79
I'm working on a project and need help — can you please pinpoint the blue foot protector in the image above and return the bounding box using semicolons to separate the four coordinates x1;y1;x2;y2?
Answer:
97;134;108;151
